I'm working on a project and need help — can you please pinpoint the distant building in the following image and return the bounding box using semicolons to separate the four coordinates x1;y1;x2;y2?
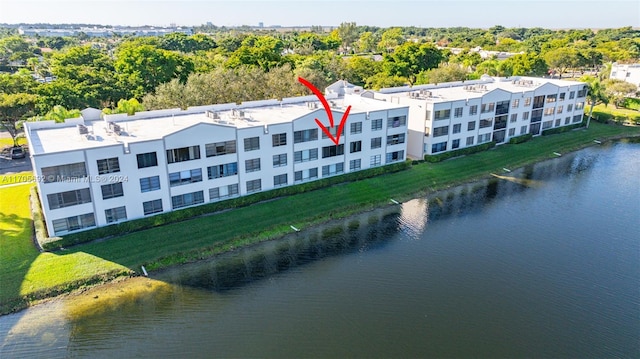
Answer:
610;63;640;90
25;87;408;236
371;76;587;159
18;27;193;38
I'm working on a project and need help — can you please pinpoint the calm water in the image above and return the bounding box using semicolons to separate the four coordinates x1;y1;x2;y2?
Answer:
1;142;639;358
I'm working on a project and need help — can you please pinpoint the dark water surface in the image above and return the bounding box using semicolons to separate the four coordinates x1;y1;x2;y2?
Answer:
1;142;639;358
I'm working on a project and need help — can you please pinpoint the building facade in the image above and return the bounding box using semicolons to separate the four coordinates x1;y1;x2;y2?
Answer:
371;76;587;159
610;63;640;90
25;94;408;236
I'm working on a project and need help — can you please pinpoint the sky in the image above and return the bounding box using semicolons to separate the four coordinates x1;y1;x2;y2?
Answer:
0;0;638;29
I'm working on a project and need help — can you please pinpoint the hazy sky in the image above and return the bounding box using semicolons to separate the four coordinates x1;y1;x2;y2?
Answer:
0;0;638;28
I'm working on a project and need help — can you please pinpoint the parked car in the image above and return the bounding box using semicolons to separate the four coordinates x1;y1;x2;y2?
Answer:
10;146;25;159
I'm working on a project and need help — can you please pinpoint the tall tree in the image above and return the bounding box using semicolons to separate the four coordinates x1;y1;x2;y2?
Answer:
580;76;608;128
0;93;38;147
337;22;359;52
384;43;442;84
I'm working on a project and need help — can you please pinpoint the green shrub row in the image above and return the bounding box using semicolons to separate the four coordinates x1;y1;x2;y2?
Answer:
508;133;533;144
541;122;584;135
424;141;496;163
44;161;411;251
29;186;54;250
590;110;640;125
622;97;640;111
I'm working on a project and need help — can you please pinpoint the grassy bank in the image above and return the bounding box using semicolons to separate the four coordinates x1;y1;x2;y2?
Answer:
1;121;639;315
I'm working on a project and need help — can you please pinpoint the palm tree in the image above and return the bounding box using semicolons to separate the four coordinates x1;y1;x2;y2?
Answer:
581;76;609;128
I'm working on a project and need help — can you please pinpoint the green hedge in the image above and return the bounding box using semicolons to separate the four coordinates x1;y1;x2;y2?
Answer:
508;133;533;144
44;161;411;251
591;110;640;125
424;141;496;163
541;122;584;135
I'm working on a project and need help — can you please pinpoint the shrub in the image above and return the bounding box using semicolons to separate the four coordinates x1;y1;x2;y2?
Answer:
541;122;584;135
508;134;533;144
424;141;496;163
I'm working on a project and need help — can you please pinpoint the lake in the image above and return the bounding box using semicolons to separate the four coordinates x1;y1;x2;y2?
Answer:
1;141;639;358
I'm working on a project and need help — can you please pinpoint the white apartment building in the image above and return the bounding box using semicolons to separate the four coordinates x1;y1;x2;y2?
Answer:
25;93;408;236
370;76;587;159
610;63;640;90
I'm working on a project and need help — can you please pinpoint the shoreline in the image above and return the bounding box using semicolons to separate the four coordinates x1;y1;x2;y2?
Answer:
2;127;640;316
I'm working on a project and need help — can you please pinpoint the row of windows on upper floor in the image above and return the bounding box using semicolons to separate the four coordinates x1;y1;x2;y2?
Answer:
428;114;583;153
47;150;407;228
430;91;586;121
40;133;406;185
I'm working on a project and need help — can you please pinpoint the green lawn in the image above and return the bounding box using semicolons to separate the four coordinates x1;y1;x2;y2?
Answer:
0;183;130;314
1;121;639;314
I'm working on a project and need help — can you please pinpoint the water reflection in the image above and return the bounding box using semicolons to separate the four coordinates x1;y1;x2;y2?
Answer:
155;207;402;291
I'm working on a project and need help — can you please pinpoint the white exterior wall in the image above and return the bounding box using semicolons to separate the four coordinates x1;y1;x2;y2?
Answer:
611;63;640;90
31;105;409;237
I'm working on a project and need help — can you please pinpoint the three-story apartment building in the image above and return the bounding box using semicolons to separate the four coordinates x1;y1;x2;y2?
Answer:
25;93;409;236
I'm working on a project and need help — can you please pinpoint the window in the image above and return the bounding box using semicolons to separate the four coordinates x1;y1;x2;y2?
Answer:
469;105;478;115
140;176;161;193
556;105;563;114
169;168;203;187
509;128;516;136
524;97;532;106
101;182;124;200
555;119;561;127
246;179;262;193
565;117;571;125
386;134;405;145
272;133;287;147
42;162;87;183
478;133;491;144
349;159;361;170
510;114;518;123
479;119;493;128
208;162;238;179
523;111;530;121
350;122;362;134
467;121;476;131
209;183;239;201
546;94;557;103
542;121;553;129
386;150;404;163
520;125;528;135
431;142;447;153
532;95;545;109
512;99;520;108
454;107;463;118
350;141;362;153
573;114;583;123
321;126;339;139
575;102;584;110
388;115;407;127
495;100;510;115
244;137;260;151
97;157;120;174
294;168;318;182
559;93;566;101
294;129;318;143
105;206;127;224
52;213;95;235
481;103;495;113
569;91;575;99
47;188;92;210
137;152;158;169
166;145;200;164
544;107;555;116
452;139;460;149
143;199;163;215
452;124;461;134
370;155;381;167
371;137;382;149
322;163;344;176
205;140;236;157
531;109;543;123
245;158;261;173
425;127;430;136
466;136;474;146
434;110;450;121
322;144;344;158
273;174;288;187
294;148;318;163
371;118;383;131
172;191;204;209
433;126;449;137
577;87;587;97
494;115;507;130
567;104;573;112
272;154;287;167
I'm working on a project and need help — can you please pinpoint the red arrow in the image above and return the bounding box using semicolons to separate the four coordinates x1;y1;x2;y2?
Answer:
298;77;351;146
